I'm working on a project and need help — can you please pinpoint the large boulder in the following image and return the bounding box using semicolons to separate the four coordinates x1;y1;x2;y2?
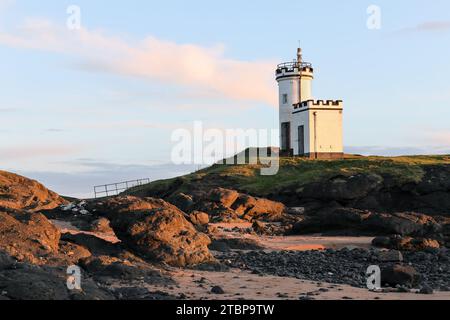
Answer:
0;210;61;265
0;170;67;212
232;195;285;221
91;196;215;267
381;264;421;288
208;188;239;208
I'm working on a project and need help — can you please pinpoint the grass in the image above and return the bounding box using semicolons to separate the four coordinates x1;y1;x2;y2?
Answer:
126;154;450;198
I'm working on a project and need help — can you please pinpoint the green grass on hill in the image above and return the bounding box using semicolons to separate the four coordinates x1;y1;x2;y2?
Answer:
126;154;450;198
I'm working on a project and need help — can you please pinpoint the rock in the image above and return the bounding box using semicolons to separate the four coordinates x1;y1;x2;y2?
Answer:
0;211;61;265
0;170;68;212
100;196;215;267
373;235;441;251
419;284;434;295
292;208;440;237
0;252;16;270
301;173;383;202
0;255;114;300
208;188;239;208
87;218;114;234
211;286;225;294
79;255;171;284
365;212;440;236
209;240;231;252
252;220;268;235
287;207;305;215
372;236;391;248
378;250;403;262
381;264;421;288
61;233;120;256
233;195;285;221
189;211;210;226
167;193;194;212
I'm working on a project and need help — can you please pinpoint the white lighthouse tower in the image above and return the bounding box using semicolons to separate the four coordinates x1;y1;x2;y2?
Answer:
276;48;343;159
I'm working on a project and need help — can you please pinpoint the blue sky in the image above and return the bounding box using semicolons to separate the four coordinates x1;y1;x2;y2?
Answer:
1;0;449;197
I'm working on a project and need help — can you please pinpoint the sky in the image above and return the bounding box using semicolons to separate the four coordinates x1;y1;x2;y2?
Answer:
0;0;450;197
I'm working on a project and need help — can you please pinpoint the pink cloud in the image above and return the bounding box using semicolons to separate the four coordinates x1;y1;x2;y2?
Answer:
0;19;277;106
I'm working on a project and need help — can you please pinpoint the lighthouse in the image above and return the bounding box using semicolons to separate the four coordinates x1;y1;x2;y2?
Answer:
276;48;344;159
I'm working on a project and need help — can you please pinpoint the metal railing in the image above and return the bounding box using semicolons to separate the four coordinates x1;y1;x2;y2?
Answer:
277;61;312;69
94;178;151;198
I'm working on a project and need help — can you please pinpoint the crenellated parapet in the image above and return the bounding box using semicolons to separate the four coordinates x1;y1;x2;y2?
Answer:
294;99;343;110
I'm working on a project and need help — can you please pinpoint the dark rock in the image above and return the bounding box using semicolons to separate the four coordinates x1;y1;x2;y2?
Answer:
419;284;434;295
378;250;403;262
381;264;421;288
209;240;231;252
211;286;225;294
166;193;195;212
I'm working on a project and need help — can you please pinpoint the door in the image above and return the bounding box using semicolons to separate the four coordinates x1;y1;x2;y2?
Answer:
298;125;305;155
281;122;291;151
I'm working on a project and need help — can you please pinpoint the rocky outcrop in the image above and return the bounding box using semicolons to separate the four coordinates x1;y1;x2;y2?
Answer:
292;207;441;237
0;170;67;212
173;188;286;223
372;235;440;251
284;166;450;216
0;252;113;300
0;210;61;265
90;196;215;267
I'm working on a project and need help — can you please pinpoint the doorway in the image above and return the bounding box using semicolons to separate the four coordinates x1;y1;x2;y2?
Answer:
298;125;305;155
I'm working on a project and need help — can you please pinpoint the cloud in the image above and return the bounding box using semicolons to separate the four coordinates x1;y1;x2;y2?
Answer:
0;18;277;106
0;144;84;160
398;20;450;33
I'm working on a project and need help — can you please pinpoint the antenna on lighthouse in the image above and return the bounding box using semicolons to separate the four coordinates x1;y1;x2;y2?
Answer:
297;46;303;105
297;48;302;63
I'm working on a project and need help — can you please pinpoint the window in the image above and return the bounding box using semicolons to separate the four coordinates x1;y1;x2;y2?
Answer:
282;94;288;104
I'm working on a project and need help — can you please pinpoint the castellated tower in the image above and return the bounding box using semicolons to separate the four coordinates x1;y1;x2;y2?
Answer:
276;48;343;159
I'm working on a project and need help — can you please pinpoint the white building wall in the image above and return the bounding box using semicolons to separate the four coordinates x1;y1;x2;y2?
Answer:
292;111;310;155
278;75;300;150
308;108;343;155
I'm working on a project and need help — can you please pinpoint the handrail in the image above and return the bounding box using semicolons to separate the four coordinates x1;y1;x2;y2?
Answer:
277;61;312;69
93;178;151;198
